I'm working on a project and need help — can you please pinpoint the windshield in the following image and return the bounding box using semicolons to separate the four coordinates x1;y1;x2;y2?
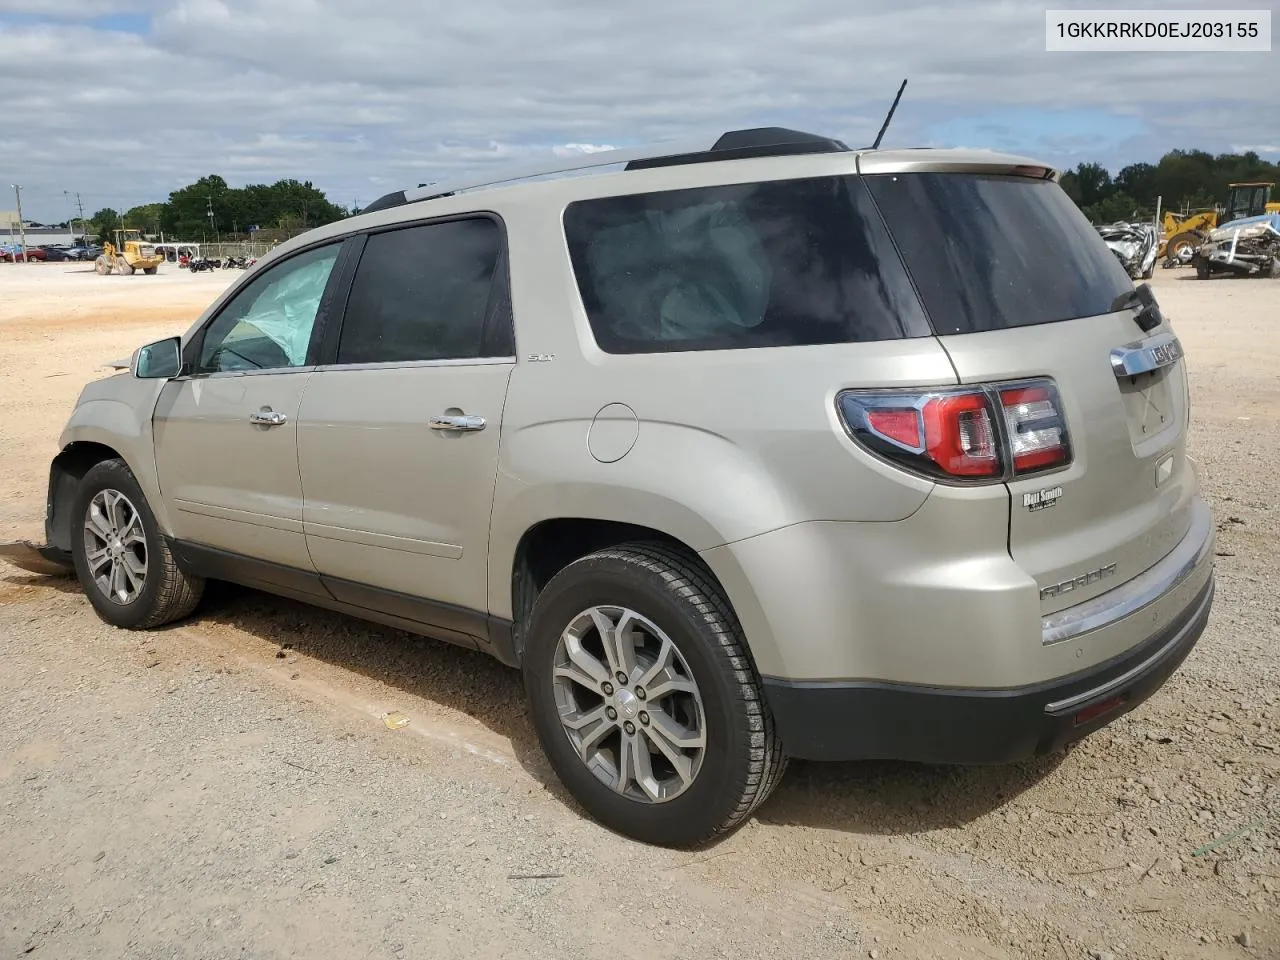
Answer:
863;173;1134;335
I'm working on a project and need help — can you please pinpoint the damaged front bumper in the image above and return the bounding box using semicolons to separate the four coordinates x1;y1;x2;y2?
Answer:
1194;215;1280;278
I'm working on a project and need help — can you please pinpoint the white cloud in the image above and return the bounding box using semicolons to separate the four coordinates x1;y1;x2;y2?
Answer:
2;0;1276;220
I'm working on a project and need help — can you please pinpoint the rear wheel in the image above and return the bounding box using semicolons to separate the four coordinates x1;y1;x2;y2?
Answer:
143;266;157;275
522;543;786;847
70;459;204;629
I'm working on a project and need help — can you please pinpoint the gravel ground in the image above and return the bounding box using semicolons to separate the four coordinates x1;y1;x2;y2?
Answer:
1;264;1278;960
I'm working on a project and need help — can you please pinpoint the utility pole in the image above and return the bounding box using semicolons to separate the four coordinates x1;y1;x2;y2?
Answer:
11;184;28;262
205;195;218;243
63;190;85;245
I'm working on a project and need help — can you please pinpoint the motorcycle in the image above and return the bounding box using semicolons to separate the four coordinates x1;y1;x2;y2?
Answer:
187;256;218;273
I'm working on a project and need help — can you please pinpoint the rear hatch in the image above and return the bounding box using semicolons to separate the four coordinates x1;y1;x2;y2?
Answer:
862;168;1195;614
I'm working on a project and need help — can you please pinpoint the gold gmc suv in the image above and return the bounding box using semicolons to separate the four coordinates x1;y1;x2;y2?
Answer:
3;128;1215;847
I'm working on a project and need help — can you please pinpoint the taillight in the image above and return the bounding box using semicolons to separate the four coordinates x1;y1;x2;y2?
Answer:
838;378;1070;483
999;382;1071;475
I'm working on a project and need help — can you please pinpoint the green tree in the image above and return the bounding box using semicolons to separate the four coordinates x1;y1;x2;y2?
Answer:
87;207;120;244
123;203;167;237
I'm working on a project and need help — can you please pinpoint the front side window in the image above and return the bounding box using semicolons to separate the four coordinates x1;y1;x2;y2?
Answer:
563;176;929;354
335;217;505;365
197;243;340;373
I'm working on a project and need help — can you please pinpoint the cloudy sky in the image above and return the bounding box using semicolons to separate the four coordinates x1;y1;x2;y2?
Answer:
1;0;1276;223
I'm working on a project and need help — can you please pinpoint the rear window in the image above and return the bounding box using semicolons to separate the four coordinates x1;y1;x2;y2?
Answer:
863;173;1133;336
563;176;930;354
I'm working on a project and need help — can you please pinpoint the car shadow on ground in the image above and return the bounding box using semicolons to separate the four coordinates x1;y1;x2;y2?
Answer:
5;571;1069;841
758;752;1067;837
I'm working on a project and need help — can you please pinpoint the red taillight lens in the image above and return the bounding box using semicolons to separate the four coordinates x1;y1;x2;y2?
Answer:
999;382;1071;475
838;378;1071;483
865;409;922;449
922;393;1001;478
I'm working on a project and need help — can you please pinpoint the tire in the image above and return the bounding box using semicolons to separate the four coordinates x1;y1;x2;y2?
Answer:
522;542;786;847
116;259;135;276
143;266;157;275
70;459;204;629
1195;257;1211;280
1166;232;1197;263
94;255;111;275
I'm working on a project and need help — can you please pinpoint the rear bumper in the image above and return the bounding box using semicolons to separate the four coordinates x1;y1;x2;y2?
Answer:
764;574;1214;763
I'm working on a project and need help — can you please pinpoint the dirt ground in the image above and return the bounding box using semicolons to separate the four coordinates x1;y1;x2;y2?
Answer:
1;262;1278;960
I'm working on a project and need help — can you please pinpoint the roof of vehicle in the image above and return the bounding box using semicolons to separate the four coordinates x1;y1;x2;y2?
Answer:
361;127;1058;214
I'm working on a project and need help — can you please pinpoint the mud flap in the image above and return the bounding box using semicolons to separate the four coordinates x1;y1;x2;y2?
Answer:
0;541;74;576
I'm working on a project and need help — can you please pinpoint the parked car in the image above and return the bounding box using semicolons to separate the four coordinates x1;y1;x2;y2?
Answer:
0;127;1215;848
1;246;47;262
37;245;77;262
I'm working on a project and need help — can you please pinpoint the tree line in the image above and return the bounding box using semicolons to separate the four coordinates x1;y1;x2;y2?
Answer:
74;147;1278;244
1058;148;1278;224
86;175;352;245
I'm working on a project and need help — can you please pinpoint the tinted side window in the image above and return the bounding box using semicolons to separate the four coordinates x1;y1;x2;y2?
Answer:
864;173;1133;335
563;176;929;354
197;243;340;373
336;218;505;364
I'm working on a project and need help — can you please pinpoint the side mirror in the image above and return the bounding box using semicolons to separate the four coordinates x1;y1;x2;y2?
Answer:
131;337;183;379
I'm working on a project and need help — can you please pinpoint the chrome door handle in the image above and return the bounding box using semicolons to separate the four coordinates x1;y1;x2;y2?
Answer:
429;414;486;432
249;409;288;426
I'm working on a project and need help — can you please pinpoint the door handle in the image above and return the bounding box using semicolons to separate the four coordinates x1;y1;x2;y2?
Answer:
249;409;288;427
429;414;486;432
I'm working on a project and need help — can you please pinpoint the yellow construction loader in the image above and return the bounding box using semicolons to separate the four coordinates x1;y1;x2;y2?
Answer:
94;229;164;276
1161;182;1279;262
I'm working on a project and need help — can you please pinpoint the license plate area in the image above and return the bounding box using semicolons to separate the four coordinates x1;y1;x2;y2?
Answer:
1116;366;1179;448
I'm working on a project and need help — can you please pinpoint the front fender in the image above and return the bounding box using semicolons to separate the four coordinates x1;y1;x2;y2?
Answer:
57;383;171;534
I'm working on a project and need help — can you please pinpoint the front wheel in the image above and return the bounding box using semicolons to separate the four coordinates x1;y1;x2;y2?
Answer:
522;543;786;847
71;459;204;629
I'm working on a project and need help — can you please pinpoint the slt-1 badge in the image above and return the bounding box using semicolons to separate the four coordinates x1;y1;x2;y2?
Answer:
1023;485;1063;512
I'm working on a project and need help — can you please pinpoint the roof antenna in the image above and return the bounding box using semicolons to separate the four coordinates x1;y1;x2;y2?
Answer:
870;78;908;150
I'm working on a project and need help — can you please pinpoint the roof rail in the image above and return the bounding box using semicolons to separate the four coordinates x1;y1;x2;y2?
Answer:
360;127;847;214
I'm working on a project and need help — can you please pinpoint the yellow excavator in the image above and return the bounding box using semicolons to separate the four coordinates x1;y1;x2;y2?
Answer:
94;228;164;276
1161;182;1279;262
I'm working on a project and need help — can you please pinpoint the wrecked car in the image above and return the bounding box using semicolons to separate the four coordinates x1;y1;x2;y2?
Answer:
1096;221;1159;280
1192;213;1280;280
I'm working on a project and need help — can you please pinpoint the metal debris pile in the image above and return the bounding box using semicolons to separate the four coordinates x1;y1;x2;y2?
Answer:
1096;222;1159;280
1193;213;1280;279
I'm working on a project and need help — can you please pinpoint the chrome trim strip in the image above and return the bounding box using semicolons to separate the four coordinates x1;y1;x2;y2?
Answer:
1041;499;1213;647
1109;332;1182;378
1045;580;1213;715
313;357;515;373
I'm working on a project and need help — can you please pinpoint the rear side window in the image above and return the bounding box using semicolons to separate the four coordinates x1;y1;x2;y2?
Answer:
336;217;507;364
563;176;930;354
864;173;1133;335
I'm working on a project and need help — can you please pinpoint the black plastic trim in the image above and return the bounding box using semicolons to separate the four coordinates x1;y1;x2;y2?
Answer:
762;577;1213;763
168;539;330;599
166;539;517;660
626;127;847;170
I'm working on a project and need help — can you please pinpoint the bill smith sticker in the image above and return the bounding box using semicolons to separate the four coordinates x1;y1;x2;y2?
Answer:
1024;485;1063;512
